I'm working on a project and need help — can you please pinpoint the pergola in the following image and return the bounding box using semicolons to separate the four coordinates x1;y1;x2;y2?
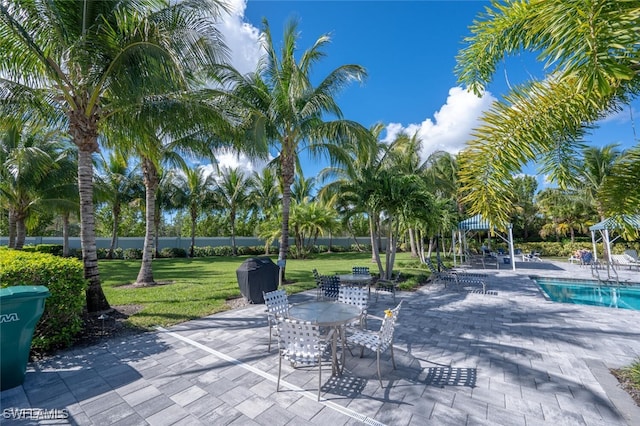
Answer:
452;214;516;271
588;215;640;263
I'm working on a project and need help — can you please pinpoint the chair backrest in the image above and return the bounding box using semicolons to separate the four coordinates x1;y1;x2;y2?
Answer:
425;258;438;274
276;318;322;365
378;301;402;351
320;275;340;300
338;286;368;311
581;251;593;264
625;250;639;261
263;289;289;318
436;258;450;271
352;266;370;275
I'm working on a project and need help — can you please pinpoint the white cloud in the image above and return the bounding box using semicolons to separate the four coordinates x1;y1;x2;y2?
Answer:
201;149;272;181
218;0;264;76
384;87;496;164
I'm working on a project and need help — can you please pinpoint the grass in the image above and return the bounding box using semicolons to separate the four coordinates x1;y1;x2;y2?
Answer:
99;251;430;329
612;359;640;406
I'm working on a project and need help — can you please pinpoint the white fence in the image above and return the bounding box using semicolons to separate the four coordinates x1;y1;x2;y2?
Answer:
0;236;380;251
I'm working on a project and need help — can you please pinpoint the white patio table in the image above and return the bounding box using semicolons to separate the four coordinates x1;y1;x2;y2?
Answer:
337;274;372;296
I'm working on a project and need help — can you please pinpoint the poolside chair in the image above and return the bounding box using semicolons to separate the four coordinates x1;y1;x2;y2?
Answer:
276;318;329;401
425;258;450;283
318;275;340;301
522;251;541;262
338;286;369;328
581;251;594;266
346;300;403;387
352;266;370;275
263;289;290;352
375;273;400;303
610;254;640;271
625;250;639;262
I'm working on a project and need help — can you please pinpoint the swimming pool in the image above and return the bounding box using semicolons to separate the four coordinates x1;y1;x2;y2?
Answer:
533;277;640;310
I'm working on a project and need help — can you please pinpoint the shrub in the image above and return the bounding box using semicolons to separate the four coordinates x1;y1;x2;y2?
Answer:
0;248;87;353
123;248;143;260
34;244;64;257
212;246;233;256
159;247;187;258
193;246;216;257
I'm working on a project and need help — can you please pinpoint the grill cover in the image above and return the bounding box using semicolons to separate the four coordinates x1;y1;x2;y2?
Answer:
236;257;279;303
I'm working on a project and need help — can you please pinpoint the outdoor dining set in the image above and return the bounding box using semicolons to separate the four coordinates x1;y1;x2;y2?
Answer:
262;266;402;400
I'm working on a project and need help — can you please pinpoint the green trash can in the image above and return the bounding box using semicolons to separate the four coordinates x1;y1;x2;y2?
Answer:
0;286;50;390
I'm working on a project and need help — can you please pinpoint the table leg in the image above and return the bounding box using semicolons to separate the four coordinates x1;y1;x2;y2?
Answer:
331;326;338;376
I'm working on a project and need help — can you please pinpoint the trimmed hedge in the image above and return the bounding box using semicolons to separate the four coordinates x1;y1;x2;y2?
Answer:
0;248;87;353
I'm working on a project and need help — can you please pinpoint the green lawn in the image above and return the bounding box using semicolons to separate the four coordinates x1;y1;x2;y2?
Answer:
99;251;429;329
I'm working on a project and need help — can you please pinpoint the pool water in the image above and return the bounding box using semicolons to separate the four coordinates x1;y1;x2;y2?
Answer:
534;277;640;310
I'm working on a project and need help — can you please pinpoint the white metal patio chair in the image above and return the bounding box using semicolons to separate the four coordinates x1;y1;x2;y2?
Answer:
318;275;340;301
352;266;370;275
375;273;400;302
338;285;368;328
346;300;403;386
276;318;329;401
263;289;290;352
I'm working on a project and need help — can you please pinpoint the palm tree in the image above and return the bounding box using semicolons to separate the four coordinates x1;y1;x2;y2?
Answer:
0;124;76;249
171;165;216;258
455;0;640;227
251;168;281;254
577;144;622;222
227;17;369;280
213;167;254;256
508;175;539;241
291;175;316;204
319;123;386;262
95;151;143;259
0;0;229;311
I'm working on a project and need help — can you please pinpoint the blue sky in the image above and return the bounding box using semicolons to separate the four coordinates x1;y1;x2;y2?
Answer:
214;0;640;185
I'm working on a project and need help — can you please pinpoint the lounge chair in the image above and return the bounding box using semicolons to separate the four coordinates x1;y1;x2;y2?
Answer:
624;250;639;262
522;251;541;262
610;254;640;271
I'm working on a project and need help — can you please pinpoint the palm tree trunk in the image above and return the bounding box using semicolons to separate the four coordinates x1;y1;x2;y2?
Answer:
62;211;70;257
136;158;157;285
279;152;295;282
408;228;417;257
108;204;120;259
369;214;384;276
154;204;161;258
78;147;110;312
230;210;237;256
368;213;377;262
190;206;197;258
8;208;17;249
15;212;26;250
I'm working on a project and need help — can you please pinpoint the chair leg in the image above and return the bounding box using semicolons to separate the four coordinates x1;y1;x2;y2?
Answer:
268;322;272;352
390;343;396;370
376;351;382;387
318;354;322;401
340;326;347;373
277;354;282;392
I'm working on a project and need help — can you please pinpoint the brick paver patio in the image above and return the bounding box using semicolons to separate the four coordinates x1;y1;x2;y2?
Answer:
2;260;640;425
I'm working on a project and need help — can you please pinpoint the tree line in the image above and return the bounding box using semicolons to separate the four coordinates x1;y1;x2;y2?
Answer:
2;1;639;313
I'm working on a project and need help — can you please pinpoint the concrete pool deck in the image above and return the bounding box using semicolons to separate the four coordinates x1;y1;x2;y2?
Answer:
2;259;640;425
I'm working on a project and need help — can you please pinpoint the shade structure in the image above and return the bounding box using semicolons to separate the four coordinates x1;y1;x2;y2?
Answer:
453;214;516;271
588;215;640;232
587;215;640;279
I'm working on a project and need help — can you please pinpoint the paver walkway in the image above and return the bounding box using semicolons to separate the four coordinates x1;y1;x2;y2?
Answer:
2;261;640;425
